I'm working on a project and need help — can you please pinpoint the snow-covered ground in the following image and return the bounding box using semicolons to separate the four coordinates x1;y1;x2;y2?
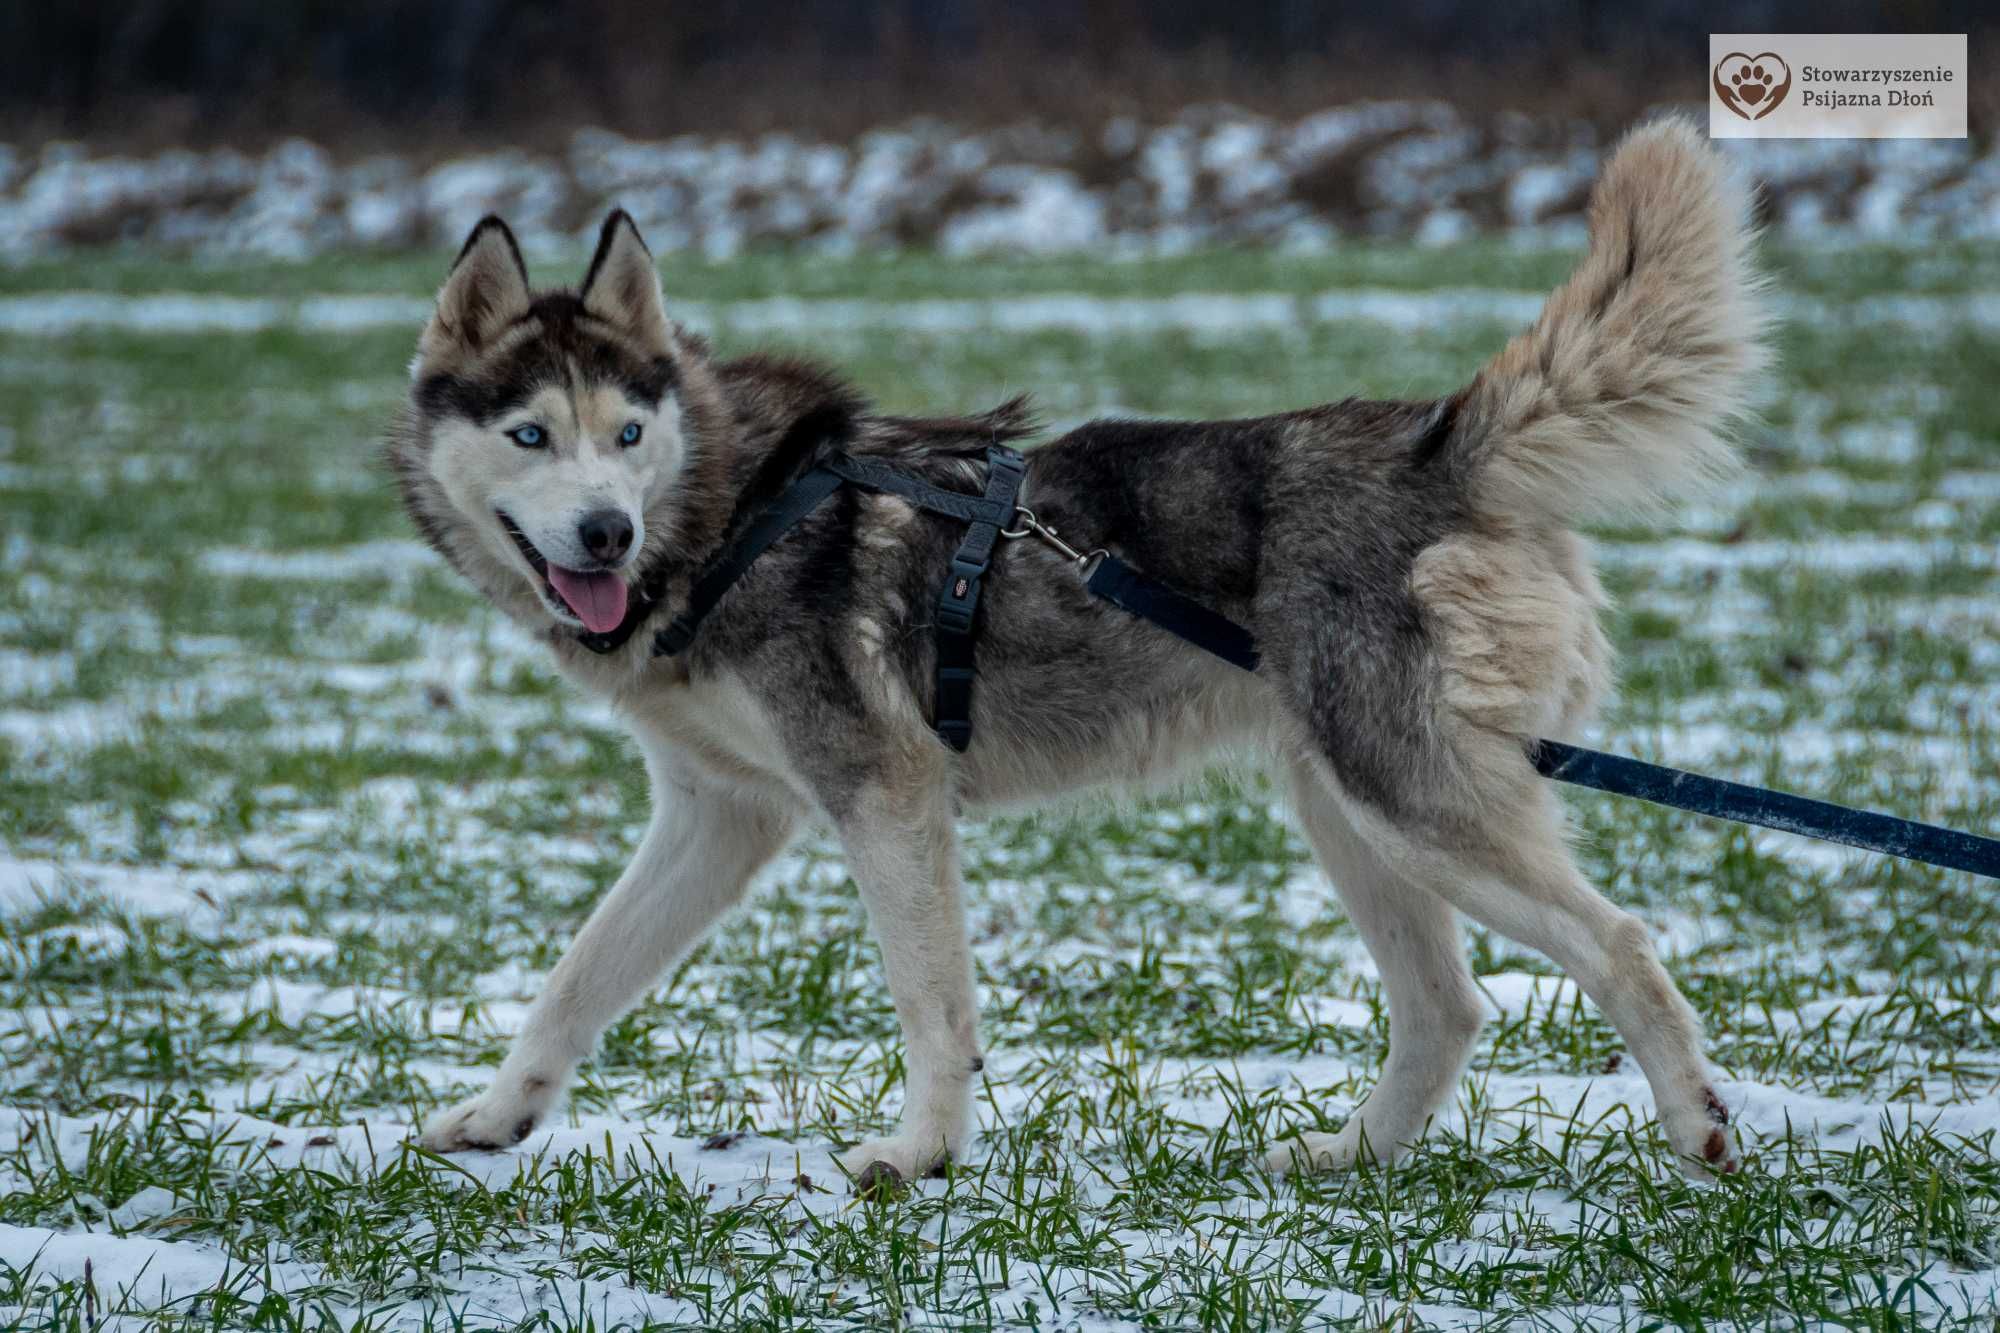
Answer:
5;102;2000;260
2;248;1998;1328
4;286;2000;341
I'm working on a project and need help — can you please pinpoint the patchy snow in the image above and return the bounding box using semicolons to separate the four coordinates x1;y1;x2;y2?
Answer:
0;292;430;335
3;1041;1995;1326
4;108;1998;258
0;1223;322;1308
1504;152;1594;227
1600;535;1999;576
6;286;1998;344
0;856;246;916
940;168;1108;256
196;538;437;581
422;152;570;253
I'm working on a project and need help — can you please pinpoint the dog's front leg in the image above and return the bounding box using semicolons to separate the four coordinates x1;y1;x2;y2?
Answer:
832;774;981;1192
418;765;797;1152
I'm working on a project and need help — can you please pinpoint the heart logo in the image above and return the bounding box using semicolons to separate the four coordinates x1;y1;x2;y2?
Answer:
1713;51;1791;121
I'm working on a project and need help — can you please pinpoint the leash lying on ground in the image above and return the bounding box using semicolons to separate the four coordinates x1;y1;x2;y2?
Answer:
649;445;2000;882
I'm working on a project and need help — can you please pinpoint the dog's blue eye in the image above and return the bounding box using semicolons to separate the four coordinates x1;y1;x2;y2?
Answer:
619;422;642;446
508;424;545;447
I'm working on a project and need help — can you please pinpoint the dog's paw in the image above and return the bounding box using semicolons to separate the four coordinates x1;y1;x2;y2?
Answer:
416;1090;547;1154
837;1135;950;1195
1263;1126;1377;1176
1664;1085;1740;1180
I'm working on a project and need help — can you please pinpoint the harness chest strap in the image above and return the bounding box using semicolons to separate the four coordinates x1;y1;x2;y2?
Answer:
916;448;1028;751
652;466;847;658
653;446;1029;752
817;449;1029;751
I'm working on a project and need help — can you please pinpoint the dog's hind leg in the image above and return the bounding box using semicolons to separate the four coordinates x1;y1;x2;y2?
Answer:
1266;757;1486;1174
1340;769;1737;1178
830;769;982;1193
418;758;797;1153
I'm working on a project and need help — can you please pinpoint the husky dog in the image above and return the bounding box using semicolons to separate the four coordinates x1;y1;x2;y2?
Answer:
391;120;1768;1188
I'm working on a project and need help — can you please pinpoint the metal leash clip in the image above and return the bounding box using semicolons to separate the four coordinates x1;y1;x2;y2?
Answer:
1002;507;1108;577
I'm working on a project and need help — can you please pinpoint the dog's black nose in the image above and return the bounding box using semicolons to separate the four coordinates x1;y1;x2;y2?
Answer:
578;510;634;564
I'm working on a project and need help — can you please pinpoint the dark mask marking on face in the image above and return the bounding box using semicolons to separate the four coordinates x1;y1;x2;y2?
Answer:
418;294;680;428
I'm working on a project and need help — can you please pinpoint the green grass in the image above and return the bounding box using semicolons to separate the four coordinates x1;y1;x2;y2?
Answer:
3;242;1999;1329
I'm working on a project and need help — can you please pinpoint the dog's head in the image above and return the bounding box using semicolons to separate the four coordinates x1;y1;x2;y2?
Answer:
392;211;722;636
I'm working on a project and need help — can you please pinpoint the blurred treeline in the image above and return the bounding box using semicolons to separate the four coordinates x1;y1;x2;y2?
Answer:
3;1;1988;149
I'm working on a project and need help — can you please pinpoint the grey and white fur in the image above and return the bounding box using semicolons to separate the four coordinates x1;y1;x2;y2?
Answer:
389;118;1771;1190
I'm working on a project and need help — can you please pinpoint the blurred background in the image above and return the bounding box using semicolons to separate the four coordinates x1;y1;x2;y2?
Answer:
0;0;1991;258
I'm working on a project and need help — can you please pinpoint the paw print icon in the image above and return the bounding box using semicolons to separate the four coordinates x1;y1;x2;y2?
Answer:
1713;52;1791;120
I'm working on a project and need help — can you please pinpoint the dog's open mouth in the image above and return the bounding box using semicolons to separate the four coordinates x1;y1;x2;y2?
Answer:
497;512;629;634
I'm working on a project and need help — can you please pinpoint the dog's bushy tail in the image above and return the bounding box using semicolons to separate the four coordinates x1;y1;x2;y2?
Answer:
1449;118;1770;526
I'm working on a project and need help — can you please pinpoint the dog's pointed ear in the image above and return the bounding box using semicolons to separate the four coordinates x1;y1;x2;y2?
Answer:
579;210;672;349
422;216;531;360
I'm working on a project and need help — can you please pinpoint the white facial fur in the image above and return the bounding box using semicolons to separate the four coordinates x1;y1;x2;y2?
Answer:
427;381;686;622
409;212;687;630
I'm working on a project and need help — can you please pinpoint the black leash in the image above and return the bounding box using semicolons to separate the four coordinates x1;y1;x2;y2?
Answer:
644;447;2000;883
1531;740;2000;880
1085;555;1261;672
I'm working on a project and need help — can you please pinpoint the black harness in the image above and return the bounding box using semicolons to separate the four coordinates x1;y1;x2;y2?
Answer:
603;446;2000;882
651;446;1027;749
647;444;1252;751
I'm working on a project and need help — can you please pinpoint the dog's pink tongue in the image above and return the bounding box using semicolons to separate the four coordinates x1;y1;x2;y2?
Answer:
547;565;629;634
